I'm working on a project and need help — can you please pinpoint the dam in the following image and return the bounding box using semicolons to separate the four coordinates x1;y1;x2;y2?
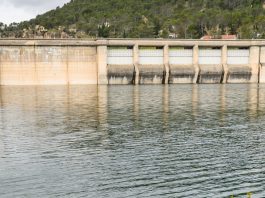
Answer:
0;39;265;85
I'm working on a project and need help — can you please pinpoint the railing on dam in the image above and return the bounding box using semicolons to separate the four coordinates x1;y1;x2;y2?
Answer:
0;39;264;85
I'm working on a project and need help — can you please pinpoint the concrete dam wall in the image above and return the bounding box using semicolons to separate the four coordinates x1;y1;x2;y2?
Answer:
0;39;265;85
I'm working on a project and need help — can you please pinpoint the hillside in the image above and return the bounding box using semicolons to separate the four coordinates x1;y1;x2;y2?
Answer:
0;0;265;39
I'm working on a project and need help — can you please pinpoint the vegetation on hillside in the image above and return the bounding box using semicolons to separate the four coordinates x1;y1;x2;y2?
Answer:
0;0;265;39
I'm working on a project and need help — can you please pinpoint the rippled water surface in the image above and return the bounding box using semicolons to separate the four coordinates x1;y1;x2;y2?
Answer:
1;84;265;198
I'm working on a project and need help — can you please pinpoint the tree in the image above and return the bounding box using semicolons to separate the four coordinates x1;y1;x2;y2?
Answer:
0;0;264;39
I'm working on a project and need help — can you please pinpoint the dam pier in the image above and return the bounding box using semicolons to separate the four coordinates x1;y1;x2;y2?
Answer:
0;39;265;85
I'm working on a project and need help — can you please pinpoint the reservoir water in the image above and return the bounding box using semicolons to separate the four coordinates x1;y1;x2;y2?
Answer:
0;84;265;198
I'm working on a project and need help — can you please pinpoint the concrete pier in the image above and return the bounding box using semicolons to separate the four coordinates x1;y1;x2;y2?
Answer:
260;47;265;83
0;39;265;85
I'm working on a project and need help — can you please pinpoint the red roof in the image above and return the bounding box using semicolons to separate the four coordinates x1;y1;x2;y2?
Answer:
221;35;237;39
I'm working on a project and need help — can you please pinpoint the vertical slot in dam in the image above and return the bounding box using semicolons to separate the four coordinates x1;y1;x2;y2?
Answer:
169;46;195;84
138;46;165;84
226;47;252;83
107;46;135;84
198;47;223;84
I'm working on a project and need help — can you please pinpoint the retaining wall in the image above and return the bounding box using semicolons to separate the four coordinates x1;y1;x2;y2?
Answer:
0;39;264;85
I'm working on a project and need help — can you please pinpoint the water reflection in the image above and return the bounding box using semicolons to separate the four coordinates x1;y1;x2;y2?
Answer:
192;84;199;119
0;84;265;197
162;85;169;130
247;84;259;119
0;84;264;125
